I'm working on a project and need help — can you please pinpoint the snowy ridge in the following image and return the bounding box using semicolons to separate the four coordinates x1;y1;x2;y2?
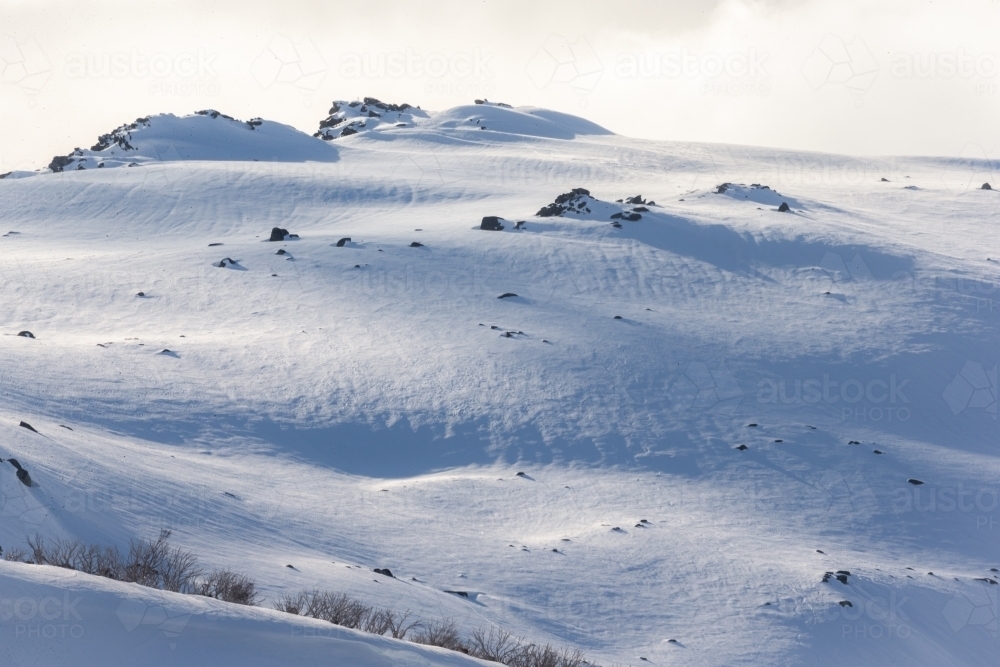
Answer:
44;110;338;172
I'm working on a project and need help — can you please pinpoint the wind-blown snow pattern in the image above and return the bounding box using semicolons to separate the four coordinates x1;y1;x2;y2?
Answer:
0;101;998;666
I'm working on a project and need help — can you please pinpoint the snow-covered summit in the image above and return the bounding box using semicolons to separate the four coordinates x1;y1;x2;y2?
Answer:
45;110;337;172
314;98;612;141
314;97;430;139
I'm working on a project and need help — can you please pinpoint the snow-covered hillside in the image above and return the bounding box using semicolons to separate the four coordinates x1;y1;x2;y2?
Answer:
1;101;998;666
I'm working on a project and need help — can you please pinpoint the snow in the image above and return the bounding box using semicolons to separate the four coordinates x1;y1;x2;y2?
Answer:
0;101;998;666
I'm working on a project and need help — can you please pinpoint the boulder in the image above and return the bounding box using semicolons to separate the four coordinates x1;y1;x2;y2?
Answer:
983;183;993;190
269;227;290;242
480;216;504;231
778;202;790;212
336;237;351;247
16;331;34;338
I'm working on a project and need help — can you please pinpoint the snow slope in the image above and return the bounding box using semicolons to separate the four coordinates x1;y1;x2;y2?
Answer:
0;102;998;666
0;560;489;667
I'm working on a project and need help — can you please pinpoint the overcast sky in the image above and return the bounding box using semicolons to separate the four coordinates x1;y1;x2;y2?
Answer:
1;0;998;170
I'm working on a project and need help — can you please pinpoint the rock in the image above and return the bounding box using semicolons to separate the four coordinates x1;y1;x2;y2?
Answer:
136;292;145;297
336;237;351;247
632;206;648;212
498;293;517;299
276;249;286;255
817;550;825;554
374;568;394;578
480;216;504;231
774;439;783;443
778;202;790;212
536;188;592;217
611;222;622;228
409;242;424;247
16;331;34;338
514;221;526;230
735;444;748;451
983;183;993;190
874;450;883;454
848;440;860;445
613;315;622;320
836;574;849;584
907;478;924;485
19;421;37;433
444;591;469;598
269;227;290;242
208;243;223;247
625;213;642;221
7;458;22;470
16;468;31;486
839;600;853;607
747;423;757;427
880;178;889;182
516;472;526;477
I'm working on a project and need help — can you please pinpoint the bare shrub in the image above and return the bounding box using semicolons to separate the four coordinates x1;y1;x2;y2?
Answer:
3;547;28;562
413;619;468;653
198;569;260;605
273;591;309;615
385;609;420;640
469;625;523;664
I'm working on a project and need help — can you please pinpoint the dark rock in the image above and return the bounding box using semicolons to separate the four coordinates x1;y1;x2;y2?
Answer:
774;439;783;443
17;331;34;338
19;421;37;433
514;221;525;230
747;423;757;427
409;242;424;247
48;155;76;173
907;479;924;485
632;206;648;212
836;574;849;584
444;591;469;598
137;292;145;297
975;577;998;585
611;222;622;228
374;568;394;578
336;237;351;247
480;216;504;231
16;468;31;486
610;212;623;219
516;472;526;477
735;444;748;451
625;213;642;221
817;550;825;554
208;243;223;247
839;600;853;607
778;202;790;212
640;519;649;524
498;293;517;299
983;183;993;190
848;440;860;445
613;315;622;320
269;227;290;242
7;458;22;470
276;249;286;255
880;178;889;182
536;188;591;217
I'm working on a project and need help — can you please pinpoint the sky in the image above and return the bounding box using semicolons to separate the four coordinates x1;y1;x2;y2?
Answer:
1;0;999;170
